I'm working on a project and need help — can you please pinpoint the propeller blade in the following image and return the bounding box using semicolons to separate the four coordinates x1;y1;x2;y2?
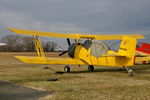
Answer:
59;51;68;56
67;38;71;46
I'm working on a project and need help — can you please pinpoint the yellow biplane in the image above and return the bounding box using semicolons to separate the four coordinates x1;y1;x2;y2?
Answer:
8;28;146;76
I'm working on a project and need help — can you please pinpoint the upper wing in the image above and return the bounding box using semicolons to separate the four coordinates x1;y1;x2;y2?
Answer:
8;28;144;40
15;56;87;65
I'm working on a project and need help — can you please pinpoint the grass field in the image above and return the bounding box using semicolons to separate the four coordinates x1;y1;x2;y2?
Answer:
0;52;150;100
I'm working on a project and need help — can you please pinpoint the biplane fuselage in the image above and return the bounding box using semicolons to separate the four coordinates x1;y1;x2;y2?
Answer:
71;37;136;67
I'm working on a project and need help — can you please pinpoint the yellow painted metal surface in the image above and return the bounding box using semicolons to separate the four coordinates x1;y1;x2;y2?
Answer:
34;36;45;57
15;56;86;65
74;45;92;65
7;28;144;40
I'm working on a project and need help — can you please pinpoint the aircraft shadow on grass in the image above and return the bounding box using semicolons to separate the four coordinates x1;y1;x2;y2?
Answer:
68;65;150;74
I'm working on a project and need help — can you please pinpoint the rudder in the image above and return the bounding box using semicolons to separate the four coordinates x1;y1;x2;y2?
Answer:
118;36;137;58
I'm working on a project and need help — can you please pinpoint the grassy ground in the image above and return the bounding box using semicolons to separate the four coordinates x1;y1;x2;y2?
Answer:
0;52;150;100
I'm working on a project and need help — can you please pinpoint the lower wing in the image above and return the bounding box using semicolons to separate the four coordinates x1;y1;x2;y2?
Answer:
15;56;87;65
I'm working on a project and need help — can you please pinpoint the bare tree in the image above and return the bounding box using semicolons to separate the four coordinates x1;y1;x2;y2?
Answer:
43;41;58;52
1;35;21;51
0;35;35;52
0;35;58;52
22;37;35;52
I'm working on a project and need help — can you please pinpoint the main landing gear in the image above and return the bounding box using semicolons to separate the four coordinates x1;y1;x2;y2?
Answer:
88;65;94;71
64;65;95;73
124;66;134;76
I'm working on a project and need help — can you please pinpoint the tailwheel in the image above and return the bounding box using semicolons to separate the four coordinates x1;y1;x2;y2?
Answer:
124;66;134;77
128;69;133;76
64;65;70;73
88;65;94;71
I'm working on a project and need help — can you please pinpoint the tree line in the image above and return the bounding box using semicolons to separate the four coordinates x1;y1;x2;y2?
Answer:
0;35;58;52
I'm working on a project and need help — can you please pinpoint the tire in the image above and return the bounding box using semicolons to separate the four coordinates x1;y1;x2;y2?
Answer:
64;65;70;73
88;65;94;71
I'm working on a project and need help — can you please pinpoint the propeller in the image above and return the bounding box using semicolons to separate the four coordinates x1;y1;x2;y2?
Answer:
59;51;68;56
67;38;71;46
59;38;71;56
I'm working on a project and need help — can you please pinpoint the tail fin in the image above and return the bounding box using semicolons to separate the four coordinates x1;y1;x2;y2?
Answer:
118;36;136;58
107;36;137;66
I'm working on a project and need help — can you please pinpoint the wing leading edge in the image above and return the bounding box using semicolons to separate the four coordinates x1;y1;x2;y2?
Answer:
8;28;144;40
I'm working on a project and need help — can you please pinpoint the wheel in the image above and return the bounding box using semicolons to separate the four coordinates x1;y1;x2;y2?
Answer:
123;66;134;77
128;69;134;76
88;65;94;71
64;65;70;73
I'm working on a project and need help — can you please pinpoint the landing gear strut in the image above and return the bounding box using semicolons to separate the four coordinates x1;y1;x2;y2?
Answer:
124;66;134;76
64;65;70;73
88;65;94;71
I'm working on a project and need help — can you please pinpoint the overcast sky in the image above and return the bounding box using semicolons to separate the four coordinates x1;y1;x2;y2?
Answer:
0;0;150;48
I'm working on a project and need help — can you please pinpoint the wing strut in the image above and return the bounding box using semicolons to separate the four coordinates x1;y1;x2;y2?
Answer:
33;36;45;58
